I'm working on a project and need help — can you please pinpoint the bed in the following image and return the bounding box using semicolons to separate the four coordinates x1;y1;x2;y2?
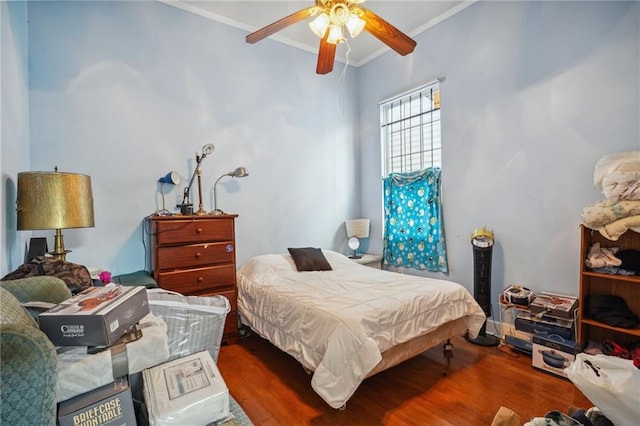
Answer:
236;249;486;409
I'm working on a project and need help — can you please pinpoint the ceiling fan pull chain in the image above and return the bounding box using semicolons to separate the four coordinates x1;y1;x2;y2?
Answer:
340;39;352;83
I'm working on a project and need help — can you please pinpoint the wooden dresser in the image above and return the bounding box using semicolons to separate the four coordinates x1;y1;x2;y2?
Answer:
150;214;238;344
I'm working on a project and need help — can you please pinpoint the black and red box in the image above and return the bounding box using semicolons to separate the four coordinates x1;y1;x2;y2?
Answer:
58;376;136;426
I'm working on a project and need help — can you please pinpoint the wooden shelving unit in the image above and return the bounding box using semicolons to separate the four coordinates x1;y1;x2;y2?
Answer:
578;225;640;346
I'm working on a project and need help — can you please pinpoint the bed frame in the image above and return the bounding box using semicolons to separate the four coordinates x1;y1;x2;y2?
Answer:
365;317;467;378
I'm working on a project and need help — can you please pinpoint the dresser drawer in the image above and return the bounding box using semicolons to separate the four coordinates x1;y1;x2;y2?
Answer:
156;218;234;245
156;242;234;270
216;288;237;312
214;288;237;326
157;264;236;295
224;311;238;340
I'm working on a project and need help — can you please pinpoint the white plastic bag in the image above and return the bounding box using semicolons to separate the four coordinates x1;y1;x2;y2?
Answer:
565;353;640;426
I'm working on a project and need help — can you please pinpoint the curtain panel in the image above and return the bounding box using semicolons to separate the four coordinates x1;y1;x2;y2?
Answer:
383;168;448;272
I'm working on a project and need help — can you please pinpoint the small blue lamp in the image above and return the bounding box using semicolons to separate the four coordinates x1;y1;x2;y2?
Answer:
157;171;181;215
158;171;180;185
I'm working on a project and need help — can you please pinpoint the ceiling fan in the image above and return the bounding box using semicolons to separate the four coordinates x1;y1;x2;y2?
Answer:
246;0;417;75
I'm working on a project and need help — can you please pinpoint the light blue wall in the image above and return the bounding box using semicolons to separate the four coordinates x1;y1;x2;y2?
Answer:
21;0;359;274
358;1;639;312
1;0;639;318
1;1;31;274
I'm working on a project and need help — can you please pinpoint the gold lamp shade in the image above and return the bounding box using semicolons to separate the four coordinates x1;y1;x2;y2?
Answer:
17;171;95;260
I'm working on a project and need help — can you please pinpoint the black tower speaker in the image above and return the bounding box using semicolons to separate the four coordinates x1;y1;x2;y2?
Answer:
466;228;500;346
474;245;493;317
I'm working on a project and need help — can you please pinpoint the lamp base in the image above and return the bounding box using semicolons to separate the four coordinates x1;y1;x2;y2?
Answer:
51;228;71;261
209;209;225;215
48;249;71;261
179;204;193;215
349;250;362;259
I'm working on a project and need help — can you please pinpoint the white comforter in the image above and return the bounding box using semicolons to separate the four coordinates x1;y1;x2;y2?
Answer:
237;250;486;409
594;151;640;201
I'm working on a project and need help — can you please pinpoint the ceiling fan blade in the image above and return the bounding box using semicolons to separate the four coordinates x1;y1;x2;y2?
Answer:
246;7;317;44
316;35;336;75
361;7;417;56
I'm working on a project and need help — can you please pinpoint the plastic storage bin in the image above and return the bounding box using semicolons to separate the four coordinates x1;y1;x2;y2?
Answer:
147;289;230;362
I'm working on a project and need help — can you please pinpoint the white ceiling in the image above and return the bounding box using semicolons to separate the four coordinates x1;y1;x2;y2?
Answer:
163;1;474;66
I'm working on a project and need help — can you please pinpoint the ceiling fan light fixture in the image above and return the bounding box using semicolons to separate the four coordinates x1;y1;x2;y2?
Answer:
326;24;344;45
245;0;417;75
309;13;330;38
329;3;350;26
346;13;365;38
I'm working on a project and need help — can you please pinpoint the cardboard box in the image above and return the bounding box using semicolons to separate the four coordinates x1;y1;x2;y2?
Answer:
515;310;575;340
505;333;533;354
58;376;136;426
502;285;535;307
529;292;578;319
39;284;149;347
532;333;580;379
143;350;229;426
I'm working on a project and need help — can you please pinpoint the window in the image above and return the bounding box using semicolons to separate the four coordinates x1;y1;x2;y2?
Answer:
380;80;447;272
380;81;441;175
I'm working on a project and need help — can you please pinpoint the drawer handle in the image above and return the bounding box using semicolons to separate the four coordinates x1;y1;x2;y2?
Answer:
197;276;204;284
196;227;203;234
195;252;202;259
226;244;234;253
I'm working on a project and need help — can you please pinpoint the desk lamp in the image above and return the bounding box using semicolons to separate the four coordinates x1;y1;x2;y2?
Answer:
16;169;95;261
345;219;370;259
210;167;249;215
157;171;180;216
178;143;214;215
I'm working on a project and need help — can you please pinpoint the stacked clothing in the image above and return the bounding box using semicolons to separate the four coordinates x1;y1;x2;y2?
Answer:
582;151;640;240
585;241;640;275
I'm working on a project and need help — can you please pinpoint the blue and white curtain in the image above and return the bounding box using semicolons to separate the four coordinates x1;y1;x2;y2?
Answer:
383;168;448;272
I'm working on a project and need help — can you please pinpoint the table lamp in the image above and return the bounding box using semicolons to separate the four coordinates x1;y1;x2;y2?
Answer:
211;167;249;215
345;219;370;259
16;170;95;261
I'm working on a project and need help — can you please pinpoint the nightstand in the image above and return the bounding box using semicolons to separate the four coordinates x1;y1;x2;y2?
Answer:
350;254;383;269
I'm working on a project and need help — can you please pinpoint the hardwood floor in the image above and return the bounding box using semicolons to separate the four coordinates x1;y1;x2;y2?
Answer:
217;333;593;425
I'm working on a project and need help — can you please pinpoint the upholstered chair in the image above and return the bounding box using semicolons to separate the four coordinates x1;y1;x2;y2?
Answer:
0;276;72;426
